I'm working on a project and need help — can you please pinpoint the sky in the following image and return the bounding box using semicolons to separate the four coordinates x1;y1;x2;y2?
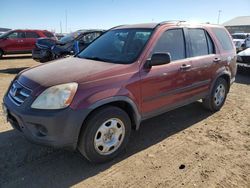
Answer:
0;0;250;33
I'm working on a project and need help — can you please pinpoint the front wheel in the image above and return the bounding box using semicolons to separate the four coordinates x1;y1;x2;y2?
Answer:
78;106;131;163
202;78;228;112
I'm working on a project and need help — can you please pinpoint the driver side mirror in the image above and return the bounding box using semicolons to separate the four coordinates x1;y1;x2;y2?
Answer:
146;53;171;68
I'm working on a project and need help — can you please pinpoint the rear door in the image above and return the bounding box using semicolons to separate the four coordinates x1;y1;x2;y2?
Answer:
24;31;40;51
3;31;26;52
140;28;195;118
186;28;219;95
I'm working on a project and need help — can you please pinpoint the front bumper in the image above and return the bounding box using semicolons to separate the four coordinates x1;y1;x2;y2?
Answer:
3;94;90;150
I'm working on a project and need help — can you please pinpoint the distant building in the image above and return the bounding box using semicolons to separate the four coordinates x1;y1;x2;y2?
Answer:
222;16;250;34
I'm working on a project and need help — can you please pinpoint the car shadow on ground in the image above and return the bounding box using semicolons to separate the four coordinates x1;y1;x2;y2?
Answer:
235;71;250;85
0;102;212;187
0;55;32;60
0;67;29;74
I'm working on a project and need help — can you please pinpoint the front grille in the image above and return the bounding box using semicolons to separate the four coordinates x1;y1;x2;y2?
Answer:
241;56;250;64
8;81;32;106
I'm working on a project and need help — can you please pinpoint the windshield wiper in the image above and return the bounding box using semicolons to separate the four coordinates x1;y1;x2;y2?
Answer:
81;56;111;63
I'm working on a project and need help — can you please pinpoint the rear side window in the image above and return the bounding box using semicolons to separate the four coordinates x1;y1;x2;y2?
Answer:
212;28;234;51
152;29;186;61
44;32;54;38
26;32;40;38
188;29;214;57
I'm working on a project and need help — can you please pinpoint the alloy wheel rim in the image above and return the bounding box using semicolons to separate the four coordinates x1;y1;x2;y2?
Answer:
94;118;125;155
214;84;226;106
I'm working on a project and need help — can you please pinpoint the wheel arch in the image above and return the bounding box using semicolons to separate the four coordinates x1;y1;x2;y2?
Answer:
210;71;231;93
76;96;141;147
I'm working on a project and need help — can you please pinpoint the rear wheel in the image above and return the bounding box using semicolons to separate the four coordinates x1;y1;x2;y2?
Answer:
78;106;131;163
202;78;228;112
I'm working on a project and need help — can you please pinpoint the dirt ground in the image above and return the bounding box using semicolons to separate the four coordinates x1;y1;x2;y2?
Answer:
0;55;249;188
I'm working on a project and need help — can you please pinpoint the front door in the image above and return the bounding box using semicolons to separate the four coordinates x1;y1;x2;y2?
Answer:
140;28;195;118
4;31;26;52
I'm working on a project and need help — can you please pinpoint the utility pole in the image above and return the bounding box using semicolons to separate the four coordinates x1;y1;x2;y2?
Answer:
65;10;68;33
217;10;222;24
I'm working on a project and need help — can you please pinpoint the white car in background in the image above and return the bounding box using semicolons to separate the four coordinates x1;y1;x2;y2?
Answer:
237;48;250;70
232;33;250;52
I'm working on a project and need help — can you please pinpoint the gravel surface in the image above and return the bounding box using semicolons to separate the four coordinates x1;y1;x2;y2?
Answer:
0;55;249;188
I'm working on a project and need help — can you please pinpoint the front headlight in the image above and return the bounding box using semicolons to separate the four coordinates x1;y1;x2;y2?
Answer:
31;82;78;109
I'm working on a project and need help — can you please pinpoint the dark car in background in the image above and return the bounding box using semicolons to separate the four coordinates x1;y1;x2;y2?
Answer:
0;29;56;58
32;30;104;63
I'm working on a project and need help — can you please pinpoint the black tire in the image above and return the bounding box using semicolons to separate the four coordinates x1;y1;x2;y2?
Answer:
202;78;228;112
78;106;131;163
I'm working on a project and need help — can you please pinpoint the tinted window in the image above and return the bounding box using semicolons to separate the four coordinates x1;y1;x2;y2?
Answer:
152;29;185;61
232;34;247;39
78;29;152;64
44;32;54;38
7;31;25;38
26;32;40;38
189;29;210;57
212;28;234;51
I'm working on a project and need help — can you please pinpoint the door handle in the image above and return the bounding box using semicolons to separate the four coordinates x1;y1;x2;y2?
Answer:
180;64;191;70
213;58;221;62
18;40;23;42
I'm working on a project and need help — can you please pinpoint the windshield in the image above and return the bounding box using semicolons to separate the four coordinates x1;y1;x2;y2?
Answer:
0;30;12;38
232;34;247;40
77;29;153;64
59;32;80;43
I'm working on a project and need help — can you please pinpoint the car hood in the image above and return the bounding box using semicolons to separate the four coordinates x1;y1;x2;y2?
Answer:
238;48;250;56
233;39;244;43
18;57;126;90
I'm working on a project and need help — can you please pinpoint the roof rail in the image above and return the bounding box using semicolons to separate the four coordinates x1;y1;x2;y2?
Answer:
156;20;186;27
153;20;186;29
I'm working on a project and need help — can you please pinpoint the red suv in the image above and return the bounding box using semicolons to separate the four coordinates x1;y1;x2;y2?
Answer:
3;21;236;163
0;29;56;58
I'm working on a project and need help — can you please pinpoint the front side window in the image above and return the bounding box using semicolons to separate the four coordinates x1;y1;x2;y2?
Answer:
78;29;152;64
151;29;186;61
7;31;25;39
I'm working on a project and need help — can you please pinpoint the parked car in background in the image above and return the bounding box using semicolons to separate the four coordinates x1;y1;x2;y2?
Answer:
0;28;11;36
232;33;250;52
237;48;250;70
55;33;65;40
32;30;104;63
3;21;236;163
0;29;56;58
